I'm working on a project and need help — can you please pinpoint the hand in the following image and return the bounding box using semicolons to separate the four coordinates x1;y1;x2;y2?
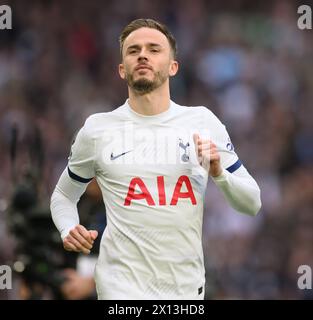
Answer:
61;269;95;300
193;133;222;177
63;225;98;255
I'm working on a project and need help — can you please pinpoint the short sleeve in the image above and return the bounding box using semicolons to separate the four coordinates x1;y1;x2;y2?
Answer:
67;124;95;183
204;109;242;173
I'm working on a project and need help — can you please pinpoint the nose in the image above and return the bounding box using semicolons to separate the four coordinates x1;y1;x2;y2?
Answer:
137;48;148;62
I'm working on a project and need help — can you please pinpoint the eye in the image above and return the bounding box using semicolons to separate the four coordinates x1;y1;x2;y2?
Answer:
128;49;138;55
151;49;159;53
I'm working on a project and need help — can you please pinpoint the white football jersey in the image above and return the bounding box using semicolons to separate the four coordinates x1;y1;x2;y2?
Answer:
68;100;240;299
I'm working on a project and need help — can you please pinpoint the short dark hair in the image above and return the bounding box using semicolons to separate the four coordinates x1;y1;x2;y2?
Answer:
119;18;177;59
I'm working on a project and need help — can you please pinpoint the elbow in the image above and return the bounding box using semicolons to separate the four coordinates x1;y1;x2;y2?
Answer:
236;187;262;216
250;196;262;216
245;188;262;216
238;200;261;216
50;188;59;213
50;189;56;213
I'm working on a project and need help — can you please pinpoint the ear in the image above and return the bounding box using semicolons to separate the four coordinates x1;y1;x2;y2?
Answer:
118;63;126;79
169;60;179;77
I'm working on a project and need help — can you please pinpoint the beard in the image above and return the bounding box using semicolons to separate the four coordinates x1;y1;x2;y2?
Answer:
125;69;168;95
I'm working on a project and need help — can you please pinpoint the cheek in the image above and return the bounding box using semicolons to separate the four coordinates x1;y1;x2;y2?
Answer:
153;59;169;74
122;58;134;73
165;63;173;75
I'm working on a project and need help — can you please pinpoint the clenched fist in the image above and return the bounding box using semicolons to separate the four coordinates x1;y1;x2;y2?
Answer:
63;224;98;255
193;133;222;177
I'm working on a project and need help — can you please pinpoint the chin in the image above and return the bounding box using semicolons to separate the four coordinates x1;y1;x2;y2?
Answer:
135;75;153;82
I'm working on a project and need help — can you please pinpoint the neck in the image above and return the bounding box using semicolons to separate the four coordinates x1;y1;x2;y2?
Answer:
128;81;171;116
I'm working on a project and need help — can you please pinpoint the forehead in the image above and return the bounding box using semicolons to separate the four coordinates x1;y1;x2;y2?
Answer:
123;27;170;51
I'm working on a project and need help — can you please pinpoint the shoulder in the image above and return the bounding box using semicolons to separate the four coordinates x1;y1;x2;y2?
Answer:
85;105;125;127
201;107;224;128
172;102;206;114
82;104;127;136
173;102;224;127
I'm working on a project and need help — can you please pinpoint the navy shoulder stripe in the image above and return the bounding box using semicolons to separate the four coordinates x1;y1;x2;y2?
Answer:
68;167;93;183
226;159;242;173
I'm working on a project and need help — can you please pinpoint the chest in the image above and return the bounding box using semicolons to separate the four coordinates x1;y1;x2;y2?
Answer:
95;122;206;181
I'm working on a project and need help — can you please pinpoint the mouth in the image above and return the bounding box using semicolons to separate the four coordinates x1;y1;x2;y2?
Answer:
135;65;153;72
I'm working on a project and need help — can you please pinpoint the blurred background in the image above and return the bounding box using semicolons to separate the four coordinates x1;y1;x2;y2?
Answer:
0;0;312;299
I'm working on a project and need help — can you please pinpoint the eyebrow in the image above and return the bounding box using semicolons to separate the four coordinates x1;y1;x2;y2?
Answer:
126;43;163;51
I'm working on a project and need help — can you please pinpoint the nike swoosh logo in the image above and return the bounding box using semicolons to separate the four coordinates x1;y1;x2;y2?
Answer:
110;150;133;160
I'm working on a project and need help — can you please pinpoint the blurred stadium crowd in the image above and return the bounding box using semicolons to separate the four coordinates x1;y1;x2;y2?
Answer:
0;0;312;299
